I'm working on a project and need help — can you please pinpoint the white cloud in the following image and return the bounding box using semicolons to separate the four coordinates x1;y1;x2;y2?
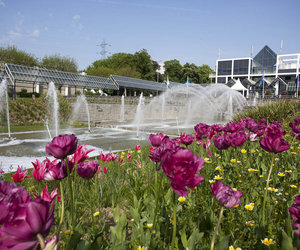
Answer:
73;14;80;20
8;30;21;40
0;0;5;7
30;29;40;38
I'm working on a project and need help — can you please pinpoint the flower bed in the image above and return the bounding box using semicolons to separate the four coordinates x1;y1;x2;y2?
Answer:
1;117;299;249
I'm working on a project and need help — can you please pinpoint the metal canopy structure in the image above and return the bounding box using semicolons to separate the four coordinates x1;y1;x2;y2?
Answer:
4;63;118;90
110;75;167;91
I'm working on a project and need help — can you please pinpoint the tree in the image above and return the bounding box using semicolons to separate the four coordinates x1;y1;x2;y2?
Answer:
86;50;155;80
164;59;183;83
40;54;78;72
199;64;215;83
182;63;201;83
0;46;38;66
133;49;156;81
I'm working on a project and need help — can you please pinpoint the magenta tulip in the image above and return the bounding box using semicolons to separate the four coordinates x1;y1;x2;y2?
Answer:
77;160;99;179
294;118;300;124
289;122;300;136
211;124;223;133
45;134;78;159
211;182;243;208
0;181;31;224
265;123;286;137
149;146;163;162
161;148;205;196
289;195;300;235
194;123;211;139
180;133;194;146
228;130;247;148
0;198;54;249
224;122;245;133
149;133;169;147
259;136;290;153
0;181;54;249
213;133;231;150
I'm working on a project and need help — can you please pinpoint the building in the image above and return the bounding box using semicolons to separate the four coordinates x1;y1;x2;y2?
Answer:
215;45;300;96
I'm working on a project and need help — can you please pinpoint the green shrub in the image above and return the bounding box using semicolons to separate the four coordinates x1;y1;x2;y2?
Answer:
234;100;300;124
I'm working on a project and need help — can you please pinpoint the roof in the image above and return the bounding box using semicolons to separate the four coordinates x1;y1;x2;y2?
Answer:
110;75;167;91
4;63;119;90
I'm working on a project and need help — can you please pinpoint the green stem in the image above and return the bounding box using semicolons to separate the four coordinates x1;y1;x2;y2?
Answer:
55;181;65;239
37;233;45;249
171;191;177;249
262;154;275;230
153;169;159;228
210;206;224;250
59;181;65;225
65;158;75;230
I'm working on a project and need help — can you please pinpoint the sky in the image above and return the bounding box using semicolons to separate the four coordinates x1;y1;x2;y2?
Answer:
0;0;299;71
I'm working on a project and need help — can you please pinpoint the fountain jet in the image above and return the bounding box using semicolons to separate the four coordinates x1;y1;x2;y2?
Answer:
0;79;11;138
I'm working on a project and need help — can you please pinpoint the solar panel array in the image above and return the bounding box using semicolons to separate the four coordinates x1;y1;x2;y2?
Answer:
5;64;118;90
110;75;167;91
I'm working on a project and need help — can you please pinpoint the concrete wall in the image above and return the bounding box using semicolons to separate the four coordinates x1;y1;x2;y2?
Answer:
72;102;138;125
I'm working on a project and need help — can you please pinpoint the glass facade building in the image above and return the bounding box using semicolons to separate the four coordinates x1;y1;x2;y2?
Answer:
253;46;277;74
214;45;300;96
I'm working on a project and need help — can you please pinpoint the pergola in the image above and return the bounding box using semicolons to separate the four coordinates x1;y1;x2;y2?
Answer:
0;63;188;98
2;63;119;99
110;74;167;96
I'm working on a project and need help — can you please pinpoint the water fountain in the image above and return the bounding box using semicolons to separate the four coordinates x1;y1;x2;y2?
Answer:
0;79;11;138
120;95;125;122
132;92;144;137
72;94;91;132
0;83;248;171
130;84;247;133
46;82;59;136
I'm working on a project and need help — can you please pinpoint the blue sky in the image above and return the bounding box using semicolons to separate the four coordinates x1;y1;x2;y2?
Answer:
0;0;299;71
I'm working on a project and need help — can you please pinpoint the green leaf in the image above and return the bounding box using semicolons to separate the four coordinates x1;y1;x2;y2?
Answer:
215;236;229;250
66;231;82;250
281;230;294;250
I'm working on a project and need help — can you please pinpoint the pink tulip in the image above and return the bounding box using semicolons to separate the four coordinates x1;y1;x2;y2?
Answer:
12;166;30;183
32;158;73;181
38;185;61;203
99;151;107;161
71;143;94;164
135;144;141;150
103;167;109;174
